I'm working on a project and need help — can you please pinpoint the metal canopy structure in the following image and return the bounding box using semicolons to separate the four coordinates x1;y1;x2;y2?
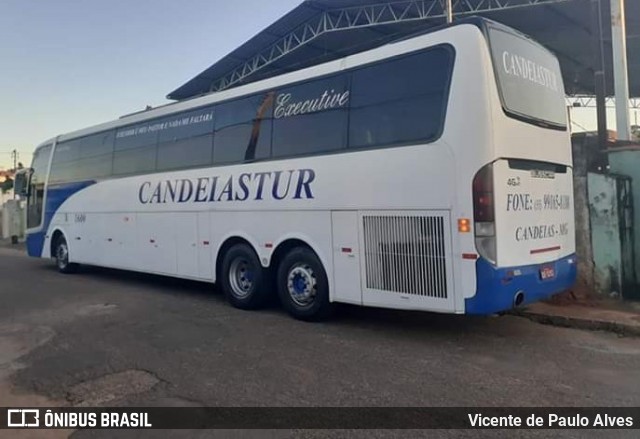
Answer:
167;0;640;101
567;96;640;108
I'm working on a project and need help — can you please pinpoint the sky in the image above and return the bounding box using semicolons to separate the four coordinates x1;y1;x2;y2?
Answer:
0;1;636;170
0;0;301;169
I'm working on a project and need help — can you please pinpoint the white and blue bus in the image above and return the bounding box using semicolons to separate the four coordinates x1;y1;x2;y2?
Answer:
18;18;576;320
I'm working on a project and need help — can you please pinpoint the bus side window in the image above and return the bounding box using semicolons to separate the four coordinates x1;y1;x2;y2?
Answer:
113;123;159;176
213;94;273;165
76;131;115;180
157;106;215;171
49;139;82;184
271;74;349;159
348;46;454;150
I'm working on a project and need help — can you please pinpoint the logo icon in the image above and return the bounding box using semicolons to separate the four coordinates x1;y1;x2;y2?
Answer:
7;409;40;428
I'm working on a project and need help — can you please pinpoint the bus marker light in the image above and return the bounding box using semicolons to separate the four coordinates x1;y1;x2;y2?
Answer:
265;243;273;248
341;247;352;253
203;241;210;246
458;218;471;233
462;253;477;260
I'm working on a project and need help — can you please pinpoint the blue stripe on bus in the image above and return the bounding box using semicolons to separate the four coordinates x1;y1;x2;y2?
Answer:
26;181;95;258
465;253;577;315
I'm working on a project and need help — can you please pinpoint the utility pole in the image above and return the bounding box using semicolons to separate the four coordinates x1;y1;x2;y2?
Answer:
11;149;17;171
10;149;18;199
611;0;631;141
445;0;453;24
592;0;608;150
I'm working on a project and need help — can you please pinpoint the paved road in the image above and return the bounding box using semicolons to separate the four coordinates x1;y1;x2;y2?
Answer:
1;248;639;438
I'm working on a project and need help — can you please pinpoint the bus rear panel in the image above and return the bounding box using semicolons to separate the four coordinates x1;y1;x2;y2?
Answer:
465;21;576;314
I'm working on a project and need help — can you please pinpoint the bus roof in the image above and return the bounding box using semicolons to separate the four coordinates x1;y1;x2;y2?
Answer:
35;18;488;152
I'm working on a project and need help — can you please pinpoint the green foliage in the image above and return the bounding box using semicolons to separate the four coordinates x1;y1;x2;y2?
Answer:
1;177;14;194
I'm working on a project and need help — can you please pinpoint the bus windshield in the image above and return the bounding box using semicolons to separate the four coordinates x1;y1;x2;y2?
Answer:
488;25;567;129
27;144;51;229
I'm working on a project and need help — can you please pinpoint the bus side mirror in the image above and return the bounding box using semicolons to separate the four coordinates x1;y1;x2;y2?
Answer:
14;169;31;198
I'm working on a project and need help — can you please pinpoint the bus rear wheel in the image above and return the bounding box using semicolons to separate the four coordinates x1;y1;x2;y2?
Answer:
277;247;332;321
54;234;79;274
220;244;270;310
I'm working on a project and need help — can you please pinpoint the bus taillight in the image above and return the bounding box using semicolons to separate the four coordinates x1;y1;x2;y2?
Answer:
473;163;496;264
473;164;494;222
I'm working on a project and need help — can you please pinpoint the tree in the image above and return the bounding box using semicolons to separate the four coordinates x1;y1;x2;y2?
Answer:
1;176;13;194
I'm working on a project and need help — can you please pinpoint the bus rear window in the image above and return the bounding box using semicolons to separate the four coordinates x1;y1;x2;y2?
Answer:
488;26;566;129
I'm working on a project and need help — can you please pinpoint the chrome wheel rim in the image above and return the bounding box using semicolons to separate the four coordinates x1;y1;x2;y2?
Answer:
228;258;254;298
287;263;317;307
56;241;69;269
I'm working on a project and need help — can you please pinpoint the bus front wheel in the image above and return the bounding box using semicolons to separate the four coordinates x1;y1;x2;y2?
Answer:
220;244;270;310
277;247;332;321
54;234;79;274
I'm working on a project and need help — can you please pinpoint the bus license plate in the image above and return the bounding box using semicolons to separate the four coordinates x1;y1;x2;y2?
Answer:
540;266;555;280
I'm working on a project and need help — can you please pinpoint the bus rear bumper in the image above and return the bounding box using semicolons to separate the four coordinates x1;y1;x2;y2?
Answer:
464;254;577;315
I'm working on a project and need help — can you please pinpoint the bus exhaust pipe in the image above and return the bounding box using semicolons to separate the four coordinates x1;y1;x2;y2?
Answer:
513;291;525;308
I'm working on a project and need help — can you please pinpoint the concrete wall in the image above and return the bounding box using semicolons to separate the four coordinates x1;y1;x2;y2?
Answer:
587;173;623;295
0;189;14;205
0;200;25;240
571;134;596;296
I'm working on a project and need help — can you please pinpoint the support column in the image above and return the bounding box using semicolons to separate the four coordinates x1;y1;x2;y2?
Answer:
611;0;631;140
592;0;608;149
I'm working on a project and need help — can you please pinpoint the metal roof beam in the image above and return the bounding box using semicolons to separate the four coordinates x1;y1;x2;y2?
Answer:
567;96;640;109
208;0;576;93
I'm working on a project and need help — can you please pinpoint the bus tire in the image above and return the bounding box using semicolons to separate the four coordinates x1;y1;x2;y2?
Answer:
54;234;79;274
220;244;270;310
277;247;332;321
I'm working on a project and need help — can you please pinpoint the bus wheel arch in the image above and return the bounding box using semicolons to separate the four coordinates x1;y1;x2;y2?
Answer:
50;229;78;274
216;236;272;309
271;239;333;321
269;238;310;271
50;229;64;257
215;236;257;279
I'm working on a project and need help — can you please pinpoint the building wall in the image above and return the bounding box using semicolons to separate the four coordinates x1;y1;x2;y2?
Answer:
587;172;623;295
608;148;640;282
0;189;14;205
0;199;24;240
571;134;596;295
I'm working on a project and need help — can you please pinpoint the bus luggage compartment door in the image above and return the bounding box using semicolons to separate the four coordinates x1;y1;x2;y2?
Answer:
358;210;455;312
